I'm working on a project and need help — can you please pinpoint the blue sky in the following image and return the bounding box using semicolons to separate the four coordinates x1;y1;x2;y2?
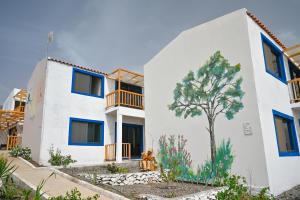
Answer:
0;0;299;102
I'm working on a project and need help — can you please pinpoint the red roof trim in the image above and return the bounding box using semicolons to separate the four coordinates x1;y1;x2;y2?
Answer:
48;57;108;75
246;11;286;50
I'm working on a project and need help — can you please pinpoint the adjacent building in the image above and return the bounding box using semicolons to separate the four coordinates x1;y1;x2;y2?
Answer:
144;8;300;195
22;58;145;166
0;88;27;149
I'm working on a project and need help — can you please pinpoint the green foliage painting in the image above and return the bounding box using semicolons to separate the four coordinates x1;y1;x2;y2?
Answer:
158;135;234;184
169;51;244;172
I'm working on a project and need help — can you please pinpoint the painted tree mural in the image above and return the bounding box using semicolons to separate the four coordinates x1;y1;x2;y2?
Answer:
169;51;244;171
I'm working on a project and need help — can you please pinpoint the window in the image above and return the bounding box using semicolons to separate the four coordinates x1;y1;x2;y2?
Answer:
69;118;104;146
261;34;286;83
272;110;299;156
72;68;104;98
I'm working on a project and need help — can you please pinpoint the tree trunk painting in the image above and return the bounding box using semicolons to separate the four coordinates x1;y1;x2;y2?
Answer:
169;51;244;180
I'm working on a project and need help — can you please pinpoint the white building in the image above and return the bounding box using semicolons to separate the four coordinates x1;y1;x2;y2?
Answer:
144;9;300;195
23;58;145;166
0;88;26;148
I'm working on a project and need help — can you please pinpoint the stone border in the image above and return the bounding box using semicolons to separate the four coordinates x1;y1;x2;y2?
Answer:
51;167;129;200
79;171;162;186
139;187;225;200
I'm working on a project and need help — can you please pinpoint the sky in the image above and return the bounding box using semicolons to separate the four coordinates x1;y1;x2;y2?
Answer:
0;0;299;103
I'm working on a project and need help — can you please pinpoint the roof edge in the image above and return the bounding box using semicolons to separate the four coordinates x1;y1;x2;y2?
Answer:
246;11;286;50
47;57;108;75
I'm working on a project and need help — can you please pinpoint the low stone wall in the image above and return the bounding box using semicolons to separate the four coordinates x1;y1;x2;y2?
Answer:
139;188;224;200
79;171;162;186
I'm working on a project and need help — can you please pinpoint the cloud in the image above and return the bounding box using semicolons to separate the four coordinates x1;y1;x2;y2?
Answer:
277;30;299;47
52;0;150;73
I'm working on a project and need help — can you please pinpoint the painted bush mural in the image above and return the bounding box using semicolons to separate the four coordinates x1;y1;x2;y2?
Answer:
158;135;233;184
161;51;244;183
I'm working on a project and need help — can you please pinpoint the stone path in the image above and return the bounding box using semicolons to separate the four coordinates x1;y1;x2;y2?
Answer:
9;157;112;199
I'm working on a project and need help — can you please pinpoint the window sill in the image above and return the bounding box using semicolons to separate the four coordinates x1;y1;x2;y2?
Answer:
68;143;104;146
279;151;300;157
265;69;287;85
71;90;104;99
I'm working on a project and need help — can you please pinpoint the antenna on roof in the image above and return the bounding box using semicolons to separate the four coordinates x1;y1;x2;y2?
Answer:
46;31;54;59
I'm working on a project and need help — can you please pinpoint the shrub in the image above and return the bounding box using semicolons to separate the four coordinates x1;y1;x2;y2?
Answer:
197;139;234;184
9;146;31;160
49;188;99;200
48;145;76;167
0;155;17;183
0;155;18;199
107;163;128;174
158;135;192;180
157;135;234;185
216;174;275;200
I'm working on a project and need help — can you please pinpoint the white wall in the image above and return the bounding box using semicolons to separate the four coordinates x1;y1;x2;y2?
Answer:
247;16;300;195
2;88;21;110
144;8;269;188
38;61;144;166
23;59;48;161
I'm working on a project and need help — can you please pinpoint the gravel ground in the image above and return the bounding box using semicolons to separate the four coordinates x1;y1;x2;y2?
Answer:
112;182;213;199
276;185;300;200
60;164;214;199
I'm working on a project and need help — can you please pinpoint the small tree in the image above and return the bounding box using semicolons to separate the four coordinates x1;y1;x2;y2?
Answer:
169;51;244;172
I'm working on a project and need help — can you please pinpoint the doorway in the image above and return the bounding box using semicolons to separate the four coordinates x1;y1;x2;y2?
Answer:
115;123;143;159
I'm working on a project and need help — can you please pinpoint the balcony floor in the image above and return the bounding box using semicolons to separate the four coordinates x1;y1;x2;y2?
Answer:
105;106;145;118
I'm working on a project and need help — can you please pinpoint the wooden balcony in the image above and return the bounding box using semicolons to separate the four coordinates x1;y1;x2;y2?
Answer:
106;89;144;110
289;78;300;103
14;105;25;112
7;136;22;150
104;143;131;161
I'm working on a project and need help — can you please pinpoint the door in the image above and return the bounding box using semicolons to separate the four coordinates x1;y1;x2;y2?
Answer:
115;123;144;158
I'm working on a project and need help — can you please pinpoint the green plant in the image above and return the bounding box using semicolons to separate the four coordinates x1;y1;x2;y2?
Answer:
48;145;76;167
107;163;128;174
0;155;17;183
216;174;275;200
158;135;192;181
22;189;32;200
160;162;181;184
9;145;22;157
169;51;244;172
196;139;234;184
49;188;100;200
164;191;176;198
9;146;32;160
21;147;32;160
1;181;23;200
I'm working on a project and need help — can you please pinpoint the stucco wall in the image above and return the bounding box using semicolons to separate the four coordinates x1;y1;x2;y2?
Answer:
23;59;47;161
247;16;300;195
2;88;21;110
38;61;144;166
144;8;269;188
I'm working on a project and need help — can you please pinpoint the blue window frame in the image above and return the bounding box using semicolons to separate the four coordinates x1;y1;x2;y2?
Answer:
68;117;104;146
261;33;286;84
71;68;104;98
272;110;299;157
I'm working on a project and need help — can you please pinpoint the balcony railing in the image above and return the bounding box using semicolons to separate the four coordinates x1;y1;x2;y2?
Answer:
106;89;144;110
289;78;300;103
104;143;131;161
14;105;25;112
7;136;22;150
